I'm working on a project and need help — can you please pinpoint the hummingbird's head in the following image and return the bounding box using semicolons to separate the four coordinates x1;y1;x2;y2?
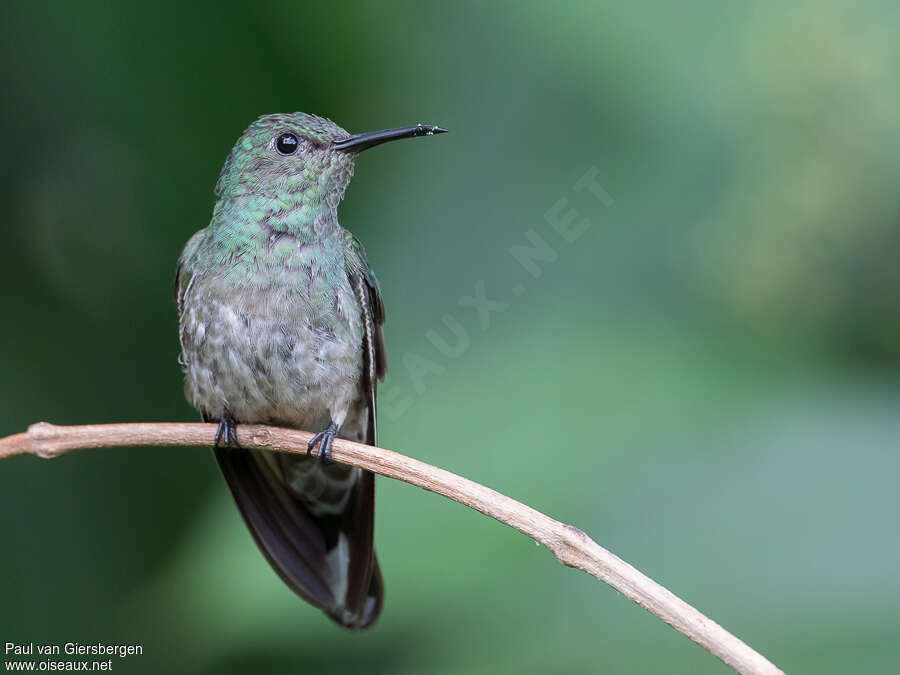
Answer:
215;112;446;211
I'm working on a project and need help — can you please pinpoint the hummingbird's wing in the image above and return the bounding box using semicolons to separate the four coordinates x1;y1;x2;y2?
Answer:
331;229;388;622
212;439;382;628
174;230;205;352
344;230;388;441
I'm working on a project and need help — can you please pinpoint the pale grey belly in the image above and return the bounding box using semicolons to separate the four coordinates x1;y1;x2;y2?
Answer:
180;285;364;428
179;282;370;513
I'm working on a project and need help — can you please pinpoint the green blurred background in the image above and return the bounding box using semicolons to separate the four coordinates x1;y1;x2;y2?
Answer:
2;1;898;673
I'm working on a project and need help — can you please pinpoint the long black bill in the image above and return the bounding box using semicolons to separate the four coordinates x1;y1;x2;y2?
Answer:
331;124;447;153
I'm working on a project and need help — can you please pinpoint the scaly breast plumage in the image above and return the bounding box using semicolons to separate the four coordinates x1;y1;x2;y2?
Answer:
179;275;364;428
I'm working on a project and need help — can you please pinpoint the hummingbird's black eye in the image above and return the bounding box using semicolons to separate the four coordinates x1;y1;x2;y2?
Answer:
275;133;299;155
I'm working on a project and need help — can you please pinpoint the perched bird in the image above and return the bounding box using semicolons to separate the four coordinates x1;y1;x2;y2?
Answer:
174;112;445;629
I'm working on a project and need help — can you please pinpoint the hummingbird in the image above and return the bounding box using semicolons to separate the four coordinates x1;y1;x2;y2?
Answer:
174;112;446;629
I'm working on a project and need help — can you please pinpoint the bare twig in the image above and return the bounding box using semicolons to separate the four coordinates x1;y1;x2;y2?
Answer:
0;421;782;674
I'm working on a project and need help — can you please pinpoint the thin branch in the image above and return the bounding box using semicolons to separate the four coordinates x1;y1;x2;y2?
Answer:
1;422;782;674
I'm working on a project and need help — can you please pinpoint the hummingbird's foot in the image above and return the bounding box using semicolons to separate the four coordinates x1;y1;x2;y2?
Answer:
307;421;339;461
214;413;239;449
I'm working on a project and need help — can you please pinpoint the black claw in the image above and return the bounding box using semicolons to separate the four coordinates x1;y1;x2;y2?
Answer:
214;413;239;449
321;433;334;459
307;421;338;461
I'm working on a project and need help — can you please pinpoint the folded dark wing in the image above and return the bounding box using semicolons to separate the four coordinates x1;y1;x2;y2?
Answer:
214;445;383;629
